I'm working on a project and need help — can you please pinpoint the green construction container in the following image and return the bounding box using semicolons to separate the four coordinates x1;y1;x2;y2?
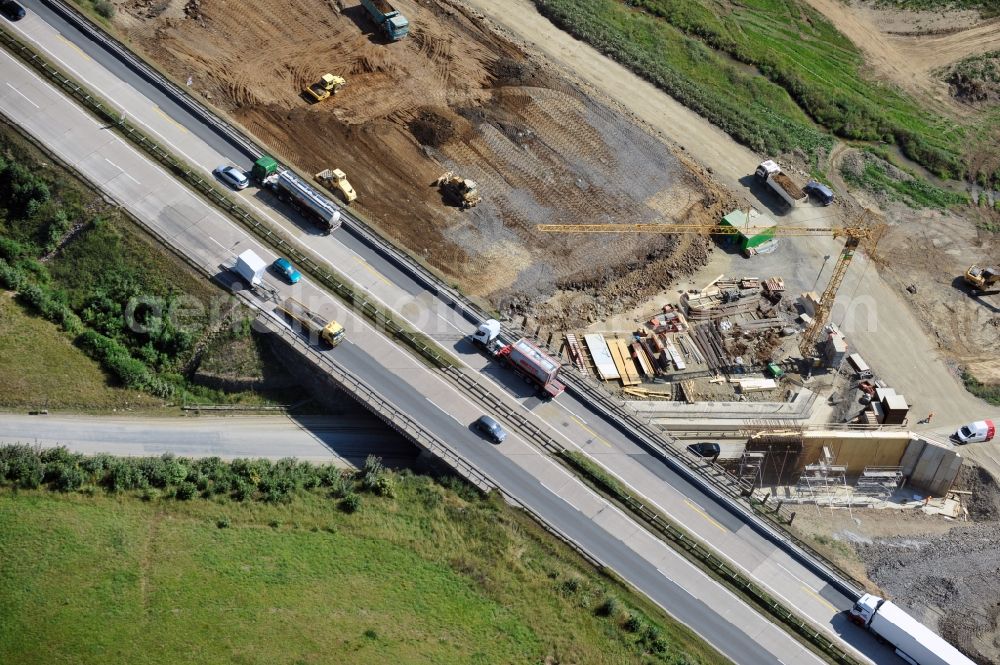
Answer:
251;155;279;182
767;362;785;379
720;210;775;251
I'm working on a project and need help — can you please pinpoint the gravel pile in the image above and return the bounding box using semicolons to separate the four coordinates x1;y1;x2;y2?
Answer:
857;466;1000;664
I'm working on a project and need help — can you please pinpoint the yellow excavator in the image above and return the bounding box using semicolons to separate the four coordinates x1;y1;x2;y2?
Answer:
435;171;481;209
303;74;346;103
964;264;1000;293
315;168;357;204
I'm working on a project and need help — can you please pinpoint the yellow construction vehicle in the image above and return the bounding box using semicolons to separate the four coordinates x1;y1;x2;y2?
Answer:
964;264;1000;293
538;210;885;364
303;74;346;103
315;168;357;204
435;171;481;209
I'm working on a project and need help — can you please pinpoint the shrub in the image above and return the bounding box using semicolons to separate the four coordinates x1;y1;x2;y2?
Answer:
174;481;197;501
216;517;231;529
1;445;43;489
339;493;361;513
105;459;147;492
595;596;619;617
623;613;644;633
50;463;86;492
92;0;114;19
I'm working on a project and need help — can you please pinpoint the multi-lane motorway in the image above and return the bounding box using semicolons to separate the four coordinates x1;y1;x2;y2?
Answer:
0;4;909;663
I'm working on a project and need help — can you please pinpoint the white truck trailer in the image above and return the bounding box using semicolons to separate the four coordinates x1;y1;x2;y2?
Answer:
231;249;268;288
849;594;974;665
755;160;807;208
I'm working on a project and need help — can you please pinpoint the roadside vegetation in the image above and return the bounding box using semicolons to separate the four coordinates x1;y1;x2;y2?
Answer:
0;447;727;665
0;122;288;407
533;0;997;186
962;370;1000;406
0;293;158;410
840;149;970;209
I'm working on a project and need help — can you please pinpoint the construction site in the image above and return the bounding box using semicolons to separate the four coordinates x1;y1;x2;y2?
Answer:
105;0;1000;660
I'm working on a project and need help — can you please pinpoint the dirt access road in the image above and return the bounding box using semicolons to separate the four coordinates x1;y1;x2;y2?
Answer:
114;0;727;325
463;0;993;430
804;0;1000;115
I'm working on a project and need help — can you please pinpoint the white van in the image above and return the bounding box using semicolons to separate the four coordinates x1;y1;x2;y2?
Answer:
953;419;995;444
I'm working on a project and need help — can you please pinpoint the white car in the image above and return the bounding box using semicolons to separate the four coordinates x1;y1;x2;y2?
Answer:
215;164;249;190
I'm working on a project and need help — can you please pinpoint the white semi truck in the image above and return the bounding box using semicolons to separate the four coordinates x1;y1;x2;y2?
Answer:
849;594;974;665
755;160;807;208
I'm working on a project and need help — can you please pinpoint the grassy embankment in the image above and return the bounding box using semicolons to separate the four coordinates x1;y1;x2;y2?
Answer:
0;121;295;409
533;0;999;191
0;446;729;665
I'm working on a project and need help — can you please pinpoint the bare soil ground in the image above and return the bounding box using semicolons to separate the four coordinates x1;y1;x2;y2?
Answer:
112;0;727;324
804;0;1000;113
795;466;1000;665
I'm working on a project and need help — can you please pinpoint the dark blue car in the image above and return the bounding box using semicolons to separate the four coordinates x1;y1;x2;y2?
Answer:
0;0;26;20
804;180;834;206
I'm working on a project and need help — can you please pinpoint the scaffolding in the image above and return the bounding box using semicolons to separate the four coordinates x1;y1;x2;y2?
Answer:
856;466;903;500
795;446;848;498
737;451;766;492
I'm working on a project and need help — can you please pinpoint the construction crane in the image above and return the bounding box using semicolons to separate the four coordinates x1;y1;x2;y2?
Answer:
538;210;885;363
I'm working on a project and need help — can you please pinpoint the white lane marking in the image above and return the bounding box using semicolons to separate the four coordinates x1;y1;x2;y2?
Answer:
5;82;39;108
553;398;583;421
104;158;141;184
206;235;230;253
425;398;464;425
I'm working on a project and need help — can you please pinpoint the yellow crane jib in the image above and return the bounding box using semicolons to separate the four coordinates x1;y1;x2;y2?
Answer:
537;210;886;362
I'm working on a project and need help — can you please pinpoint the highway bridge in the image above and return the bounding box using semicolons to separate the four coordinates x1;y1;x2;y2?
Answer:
0;4;909;663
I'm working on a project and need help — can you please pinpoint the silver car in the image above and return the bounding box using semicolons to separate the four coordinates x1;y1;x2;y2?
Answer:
215;164;249;190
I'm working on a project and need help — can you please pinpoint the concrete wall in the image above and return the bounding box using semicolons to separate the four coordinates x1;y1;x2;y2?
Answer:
900;438;964;497
754;430;964;496
800;431;911;475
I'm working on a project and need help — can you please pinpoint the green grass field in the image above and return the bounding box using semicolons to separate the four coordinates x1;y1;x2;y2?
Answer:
0;472;728;665
534;0;997;184
0;292;158;410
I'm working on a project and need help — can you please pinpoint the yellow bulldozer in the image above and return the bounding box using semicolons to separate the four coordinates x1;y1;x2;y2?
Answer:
964;264;1000;293
303;74;346;103
435;171;481;209
315;168;357;204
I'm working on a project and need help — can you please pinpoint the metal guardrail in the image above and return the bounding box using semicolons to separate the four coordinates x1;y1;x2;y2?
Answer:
17;0;866;598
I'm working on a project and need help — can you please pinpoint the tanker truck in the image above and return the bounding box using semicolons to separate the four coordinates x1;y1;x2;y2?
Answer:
472;319;565;398
848;594;974;665
251;156;342;234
